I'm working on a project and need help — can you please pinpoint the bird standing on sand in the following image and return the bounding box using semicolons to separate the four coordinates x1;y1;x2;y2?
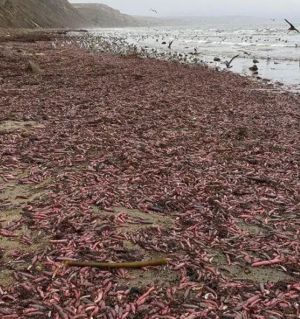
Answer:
284;19;300;33
249;64;258;72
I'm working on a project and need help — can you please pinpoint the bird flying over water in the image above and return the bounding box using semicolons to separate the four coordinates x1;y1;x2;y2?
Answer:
168;40;174;49
284;19;300;33
225;55;239;68
150;8;158;14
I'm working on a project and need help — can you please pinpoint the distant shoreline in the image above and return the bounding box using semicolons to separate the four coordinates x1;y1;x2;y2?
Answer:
88;25;300;93
1;27;299;94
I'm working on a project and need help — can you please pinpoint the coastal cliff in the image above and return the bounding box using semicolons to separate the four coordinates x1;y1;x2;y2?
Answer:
0;0;86;28
73;3;141;27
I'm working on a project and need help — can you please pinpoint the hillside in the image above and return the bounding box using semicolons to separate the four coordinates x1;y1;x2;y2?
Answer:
73;3;141;27
0;0;86;28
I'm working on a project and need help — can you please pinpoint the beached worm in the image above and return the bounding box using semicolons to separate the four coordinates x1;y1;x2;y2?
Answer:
64;258;168;269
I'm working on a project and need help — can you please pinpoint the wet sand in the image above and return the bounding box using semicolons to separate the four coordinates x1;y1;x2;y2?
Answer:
0;32;299;318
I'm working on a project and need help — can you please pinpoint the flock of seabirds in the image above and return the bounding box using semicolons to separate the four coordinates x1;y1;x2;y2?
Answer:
65;17;300;77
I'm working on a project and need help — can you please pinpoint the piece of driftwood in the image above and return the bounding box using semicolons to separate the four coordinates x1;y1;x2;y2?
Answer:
64;258;168;269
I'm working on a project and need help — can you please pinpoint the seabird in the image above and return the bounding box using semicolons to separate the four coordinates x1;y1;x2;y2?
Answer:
284;19;300;33
168;40;174;49
249;64;258;72
150;8;158;14
225;54;239;68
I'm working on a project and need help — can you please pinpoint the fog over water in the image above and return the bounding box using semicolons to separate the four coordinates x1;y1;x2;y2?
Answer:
70;0;300;18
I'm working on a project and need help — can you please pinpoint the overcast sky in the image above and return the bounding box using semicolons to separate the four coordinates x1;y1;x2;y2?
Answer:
70;0;300;18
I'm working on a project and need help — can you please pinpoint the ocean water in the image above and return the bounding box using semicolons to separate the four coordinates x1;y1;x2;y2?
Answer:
90;18;300;91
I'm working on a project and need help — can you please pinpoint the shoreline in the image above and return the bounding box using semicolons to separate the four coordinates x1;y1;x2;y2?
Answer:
0;31;299;318
87;27;300;93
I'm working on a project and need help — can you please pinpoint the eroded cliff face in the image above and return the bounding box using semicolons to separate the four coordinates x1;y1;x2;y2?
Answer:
73;3;141;27
0;0;86;28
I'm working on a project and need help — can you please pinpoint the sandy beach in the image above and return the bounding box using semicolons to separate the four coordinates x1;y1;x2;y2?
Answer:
0;32;299;318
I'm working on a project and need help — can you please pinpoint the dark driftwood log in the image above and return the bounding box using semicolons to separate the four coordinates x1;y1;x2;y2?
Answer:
64;258;168;269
